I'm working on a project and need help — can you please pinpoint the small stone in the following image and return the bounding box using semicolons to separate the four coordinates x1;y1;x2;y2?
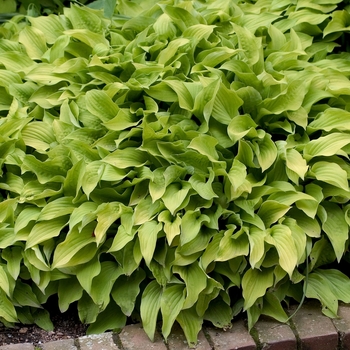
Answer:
19;328;28;334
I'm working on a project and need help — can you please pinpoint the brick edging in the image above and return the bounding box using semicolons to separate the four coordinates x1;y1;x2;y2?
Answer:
1;301;350;349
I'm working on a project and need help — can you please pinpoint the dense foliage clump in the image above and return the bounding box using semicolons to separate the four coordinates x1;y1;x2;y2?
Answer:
1;0;350;346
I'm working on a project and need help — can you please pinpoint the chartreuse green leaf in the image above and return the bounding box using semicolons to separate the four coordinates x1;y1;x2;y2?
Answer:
75;254;101;294
140;280;162;342
18;26;47;60
158;210;181;245
13;281;41;308
162;182;192;215
258;201;291;227
173;262;207;309
0;287;17;323
90;261;122;310
318;202;348;261
247;227;266;269
265;225;298;277
87;300;126;335
306;271;339;317
204;297;233;329
262;293;288;322
51;223;96;269
58;278;83;313
311;161;349;191
303;133;350;160
176;307;203;348
161;284;186;341
216;228;249;261
138;220;163;266
111;269;145;316
242;268;274;310
308;108;350;132
94;202;125;245
26;217;68;249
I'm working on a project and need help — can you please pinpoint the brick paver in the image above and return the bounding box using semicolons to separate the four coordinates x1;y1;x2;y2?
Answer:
41;339;77;350
166;323;211;350
78;332;120;350
290;302;339;350
254;317;297;350
332;303;350;350
4;302;350;350
118;323;167;350
205;319;256;350
0;344;34;350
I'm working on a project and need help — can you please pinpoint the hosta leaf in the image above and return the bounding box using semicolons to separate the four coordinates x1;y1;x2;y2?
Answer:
248;227;266;269
51;224;96;269
188;134;220;163
323;10;350;37
303;133;350;160
111;269;145;316
216;228;249;261
285;148;308;180
85;90;119;122
162;182;192;215
265;225;298;277
161;284;186;341
311;161;349;191
0;288;17;323
21;122;56;151
176;307;202;348
13;281;41;308
242;268;274;310
258;200;291;228
189;168;217;201
2;247;22;280
180;210;210;246
204;297;233;329
140;280;162;342
37;197;75;221
29;15;66;44
18;26;47;60
252;133;277;172
232;23;261;65
315;269;350;303
26;217;68;249
76;255;101;294
103;148;148;168
138;220;162;266
0;265;11;298
58;278;83;313
158;210;181;245
308;108;350;132
78;293;99;324
94;202;125;246
90;261;122;310
174;262;207;310
318;202;348;261
227;159;247;191
306;272;338;317
262;293;288;322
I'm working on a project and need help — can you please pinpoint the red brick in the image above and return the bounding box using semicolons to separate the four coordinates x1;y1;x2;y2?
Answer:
118;324;167;350
166;322;211;350
331;303;350;350
205;319;256;350
254;317;296;350
290;302;338;350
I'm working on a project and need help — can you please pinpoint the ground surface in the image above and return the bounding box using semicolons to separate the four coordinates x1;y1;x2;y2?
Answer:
0;309;87;346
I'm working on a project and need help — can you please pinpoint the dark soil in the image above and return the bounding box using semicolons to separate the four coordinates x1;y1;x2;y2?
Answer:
0;307;88;346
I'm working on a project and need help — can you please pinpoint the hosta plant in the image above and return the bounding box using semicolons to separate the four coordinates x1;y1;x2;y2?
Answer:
1;0;350;347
